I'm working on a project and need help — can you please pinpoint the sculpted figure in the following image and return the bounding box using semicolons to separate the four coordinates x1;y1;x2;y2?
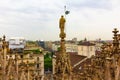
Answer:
59;15;66;32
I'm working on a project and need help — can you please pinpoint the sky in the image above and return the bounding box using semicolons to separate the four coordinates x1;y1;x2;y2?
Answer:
0;0;120;41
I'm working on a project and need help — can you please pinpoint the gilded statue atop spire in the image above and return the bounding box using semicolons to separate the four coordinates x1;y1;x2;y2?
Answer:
54;15;72;80
59;15;66;32
59;15;66;39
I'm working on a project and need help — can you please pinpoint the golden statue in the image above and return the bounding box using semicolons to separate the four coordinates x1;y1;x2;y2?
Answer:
59;15;66;32
59;15;66;39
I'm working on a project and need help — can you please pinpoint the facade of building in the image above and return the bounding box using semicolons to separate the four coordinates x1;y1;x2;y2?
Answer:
0;37;45;80
65;43;78;53
5;51;44;80
33;54;44;79
78;41;95;58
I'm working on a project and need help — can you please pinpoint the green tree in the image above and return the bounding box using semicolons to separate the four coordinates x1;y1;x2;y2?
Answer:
44;52;53;71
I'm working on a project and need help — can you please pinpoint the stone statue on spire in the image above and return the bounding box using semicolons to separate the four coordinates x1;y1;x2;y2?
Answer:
59;15;66;39
59;15;66;32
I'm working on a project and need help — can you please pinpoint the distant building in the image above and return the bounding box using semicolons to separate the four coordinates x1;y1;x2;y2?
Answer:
95;41;103;52
72;37;77;44
9;37;26;51
52;41;78;52
78;41;95;58
38;40;45;49
34;54;44;79
65;43;78;53
52;43;60;52
44;41;53;51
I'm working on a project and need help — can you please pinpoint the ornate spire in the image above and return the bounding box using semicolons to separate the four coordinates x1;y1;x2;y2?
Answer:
55;15;72;79
112;28;119;55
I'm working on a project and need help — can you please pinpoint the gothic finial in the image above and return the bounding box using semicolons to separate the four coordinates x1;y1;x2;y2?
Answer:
3;35;5;41
112;28;119;34
112;28;119;55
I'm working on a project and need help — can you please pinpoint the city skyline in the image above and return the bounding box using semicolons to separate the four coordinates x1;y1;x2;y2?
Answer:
0;0;120;41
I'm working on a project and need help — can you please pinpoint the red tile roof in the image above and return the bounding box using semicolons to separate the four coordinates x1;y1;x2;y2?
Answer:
54;52;90;73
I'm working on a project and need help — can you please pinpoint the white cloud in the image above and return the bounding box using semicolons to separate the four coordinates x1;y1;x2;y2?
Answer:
0;0;120;40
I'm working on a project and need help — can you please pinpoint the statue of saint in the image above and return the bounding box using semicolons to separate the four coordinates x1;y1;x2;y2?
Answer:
59;15;66;32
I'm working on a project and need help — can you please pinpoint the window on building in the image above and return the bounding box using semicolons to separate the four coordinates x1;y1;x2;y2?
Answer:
29;54;33;58
90;47;92;51
20;55;23;58
37;57;39;61
81;47;83;51
37;64;39;68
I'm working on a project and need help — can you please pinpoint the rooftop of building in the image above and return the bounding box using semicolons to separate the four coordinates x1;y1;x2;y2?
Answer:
54;52;91;73
78;41;95;46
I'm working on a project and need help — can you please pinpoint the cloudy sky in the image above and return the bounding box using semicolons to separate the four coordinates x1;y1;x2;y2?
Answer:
0;0;120;41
